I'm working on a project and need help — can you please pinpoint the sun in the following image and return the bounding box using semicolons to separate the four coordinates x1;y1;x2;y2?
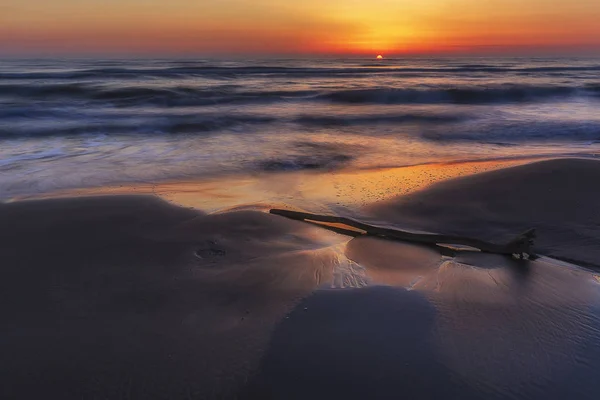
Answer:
376;55;384;60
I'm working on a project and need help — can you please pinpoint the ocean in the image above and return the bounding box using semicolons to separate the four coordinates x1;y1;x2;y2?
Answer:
1;57;600;198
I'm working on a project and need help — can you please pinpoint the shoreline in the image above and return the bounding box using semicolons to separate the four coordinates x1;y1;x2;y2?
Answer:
6;156;547;212
9;152;599;212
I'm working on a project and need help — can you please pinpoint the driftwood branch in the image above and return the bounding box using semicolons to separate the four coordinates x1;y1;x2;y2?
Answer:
270;209;536;258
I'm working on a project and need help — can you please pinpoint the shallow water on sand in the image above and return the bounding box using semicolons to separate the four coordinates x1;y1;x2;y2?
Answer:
18;158;530;212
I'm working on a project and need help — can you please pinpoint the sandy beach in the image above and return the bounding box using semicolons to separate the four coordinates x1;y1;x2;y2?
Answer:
2;157;600;399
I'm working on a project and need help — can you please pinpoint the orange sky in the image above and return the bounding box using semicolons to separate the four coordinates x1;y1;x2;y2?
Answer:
1;0;599;55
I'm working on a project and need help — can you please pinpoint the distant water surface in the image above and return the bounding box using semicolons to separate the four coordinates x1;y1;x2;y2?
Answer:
1;57;600;198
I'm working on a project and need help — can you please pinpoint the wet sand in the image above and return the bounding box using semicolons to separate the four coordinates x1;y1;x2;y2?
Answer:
368;158;600;267
2;158;600;399
10;158;531;212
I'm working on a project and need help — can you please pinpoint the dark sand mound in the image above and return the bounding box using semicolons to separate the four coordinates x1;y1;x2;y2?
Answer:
368;158;600;266
0;196;341;399
247;252;600;400
248;234;600;400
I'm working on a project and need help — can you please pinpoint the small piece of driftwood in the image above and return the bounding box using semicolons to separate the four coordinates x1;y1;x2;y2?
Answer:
270;209;536;258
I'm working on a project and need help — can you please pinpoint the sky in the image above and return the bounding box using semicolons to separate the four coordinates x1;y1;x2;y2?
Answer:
1;0;600;56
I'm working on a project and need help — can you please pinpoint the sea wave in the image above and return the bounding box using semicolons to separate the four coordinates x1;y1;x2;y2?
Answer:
294;113;466;126
318;85;588;105
2;82;599;107
254;141;359;171
0;114;277;138
2;64;600;80
0;83;317;106
421;120;600;143
256;154;353;171
0;110;469;138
